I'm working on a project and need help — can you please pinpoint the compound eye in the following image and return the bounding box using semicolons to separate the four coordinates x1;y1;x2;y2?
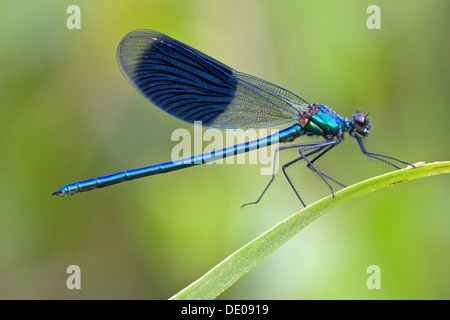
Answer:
353;113;366;126
353;113;369;136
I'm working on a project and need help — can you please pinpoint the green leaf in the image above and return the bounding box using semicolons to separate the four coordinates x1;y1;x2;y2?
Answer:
169;161;449;300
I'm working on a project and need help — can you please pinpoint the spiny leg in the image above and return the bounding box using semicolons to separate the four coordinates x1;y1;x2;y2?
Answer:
351;133;413;169
241;142;326;208
298;139;342;199
241;145;284;208
280;145;331;206
282;140;342;206
304;143;346;188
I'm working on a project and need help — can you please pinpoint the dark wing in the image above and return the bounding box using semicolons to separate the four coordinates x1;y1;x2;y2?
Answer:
117;30;309;129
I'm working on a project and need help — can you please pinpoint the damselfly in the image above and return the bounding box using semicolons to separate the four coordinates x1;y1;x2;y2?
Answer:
53;30;412;207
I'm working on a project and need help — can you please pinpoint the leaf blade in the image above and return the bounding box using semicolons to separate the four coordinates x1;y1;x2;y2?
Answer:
170;161;449;300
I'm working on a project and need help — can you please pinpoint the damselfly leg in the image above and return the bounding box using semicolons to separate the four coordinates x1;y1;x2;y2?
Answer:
242;139;344;208
303;141;346;188
351;132;413;169
241;143;312;208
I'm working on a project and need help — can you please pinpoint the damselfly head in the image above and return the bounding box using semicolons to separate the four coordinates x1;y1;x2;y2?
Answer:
352;112;370;137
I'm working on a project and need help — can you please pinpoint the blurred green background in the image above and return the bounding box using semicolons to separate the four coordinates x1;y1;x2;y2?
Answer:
0;0;448;299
